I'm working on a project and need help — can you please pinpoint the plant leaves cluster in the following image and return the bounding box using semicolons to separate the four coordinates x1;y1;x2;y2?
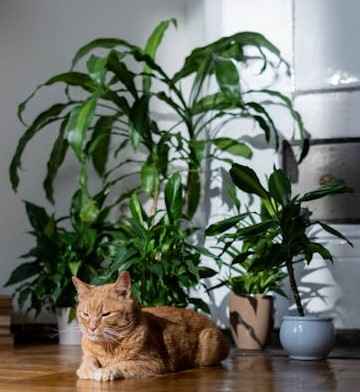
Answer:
207;164;353;315
8;19;309;314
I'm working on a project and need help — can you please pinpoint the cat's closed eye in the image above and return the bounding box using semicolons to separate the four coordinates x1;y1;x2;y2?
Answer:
81;312;89;318
102;312;112;318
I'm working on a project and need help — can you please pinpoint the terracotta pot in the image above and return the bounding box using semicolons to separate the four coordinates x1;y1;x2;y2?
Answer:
229;292;273;350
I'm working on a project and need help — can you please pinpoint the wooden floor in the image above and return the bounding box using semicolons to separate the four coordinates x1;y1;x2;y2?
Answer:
0;345;359;391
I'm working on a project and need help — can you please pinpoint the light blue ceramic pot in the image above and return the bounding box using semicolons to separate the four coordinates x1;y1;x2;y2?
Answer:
280;316;335;360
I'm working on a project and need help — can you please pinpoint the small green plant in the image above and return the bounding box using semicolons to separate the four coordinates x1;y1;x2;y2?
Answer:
5;190;112;315
207;164;353;316
226;269;286;297
93;173;215;312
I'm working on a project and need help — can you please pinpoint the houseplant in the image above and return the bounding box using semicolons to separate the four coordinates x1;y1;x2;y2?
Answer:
211;259;285;350
93;173;217;313
216;163;352;359
8;20;308;322
5;188;113;344
206;182;286;350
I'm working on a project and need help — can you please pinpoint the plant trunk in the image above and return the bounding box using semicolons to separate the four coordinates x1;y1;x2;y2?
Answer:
149;191;159;216
286;259;304;316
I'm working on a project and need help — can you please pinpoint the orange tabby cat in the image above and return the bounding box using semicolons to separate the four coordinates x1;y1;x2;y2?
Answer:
72;272;229;381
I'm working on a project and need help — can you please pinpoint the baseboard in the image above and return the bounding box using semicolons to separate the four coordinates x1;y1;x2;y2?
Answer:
11;324;360;347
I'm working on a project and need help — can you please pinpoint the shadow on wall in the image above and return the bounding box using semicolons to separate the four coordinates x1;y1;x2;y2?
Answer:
276;256;358;328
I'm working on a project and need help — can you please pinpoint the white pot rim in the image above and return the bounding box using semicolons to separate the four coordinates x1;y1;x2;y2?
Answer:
282;315;333;322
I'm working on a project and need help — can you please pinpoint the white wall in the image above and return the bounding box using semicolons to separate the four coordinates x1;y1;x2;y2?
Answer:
209;0;360;329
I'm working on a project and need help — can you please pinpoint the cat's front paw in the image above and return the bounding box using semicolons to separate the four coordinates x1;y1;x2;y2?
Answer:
77;366;95;380
93;368;122;382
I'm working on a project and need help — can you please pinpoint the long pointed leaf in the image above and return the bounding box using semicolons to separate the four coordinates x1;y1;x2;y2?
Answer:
43;115;70;203
66;98;97;161
71;38;136;69
143;18;176;92
230;163;268;198
10;103;68;191
165;172;183;222
88;115;115;176
206;213;249;236
316;221;353;247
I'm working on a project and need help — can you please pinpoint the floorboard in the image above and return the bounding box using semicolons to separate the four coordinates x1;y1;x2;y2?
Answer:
0;344;358;391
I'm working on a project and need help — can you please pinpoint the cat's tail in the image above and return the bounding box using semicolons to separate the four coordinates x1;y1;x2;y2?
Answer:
196;328;230;367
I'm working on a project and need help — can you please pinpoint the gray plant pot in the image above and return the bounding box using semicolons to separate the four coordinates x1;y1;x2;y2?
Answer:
280;316;335;360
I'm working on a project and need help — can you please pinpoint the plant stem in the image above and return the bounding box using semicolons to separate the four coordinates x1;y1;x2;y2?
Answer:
150;190;160;217
286;258;304;316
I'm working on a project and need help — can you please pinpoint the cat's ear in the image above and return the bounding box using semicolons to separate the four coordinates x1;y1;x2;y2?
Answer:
114;271;132;298
72;276;92;298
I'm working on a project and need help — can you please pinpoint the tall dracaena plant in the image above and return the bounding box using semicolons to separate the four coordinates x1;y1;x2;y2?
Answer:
10;19;308;221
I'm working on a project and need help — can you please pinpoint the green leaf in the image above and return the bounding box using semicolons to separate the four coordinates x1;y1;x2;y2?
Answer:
214;56;241;98
190;140;207;165
236;220;275;238
43;115;70;203
230;163;269;198
165;172;183;222
17;73;97;126
71;37;136;69
129;193;147;226
316;222;353;247
141;162;160;196
129;96;151;149
10;103;68;192
66;98;96;161
247;88;309;160
212;137;252;158
199;267;217;279
24;201;50;232
205;214;249;236
268;168;291;205
191;92;236;115
187;168;201;219
306;242;333;263
157;137;170;176
5;262;40;286
300;181;353;202
173;31;285;83
88;115;115;176
86;54;107;85
189;297;210;314
245;102;278;147
68;261;81;276
107;50;138;98
232;251;252;265
79;196;100;224
143;18;176;92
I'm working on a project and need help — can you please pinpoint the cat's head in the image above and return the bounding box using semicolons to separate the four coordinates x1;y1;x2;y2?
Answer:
72;271;139;343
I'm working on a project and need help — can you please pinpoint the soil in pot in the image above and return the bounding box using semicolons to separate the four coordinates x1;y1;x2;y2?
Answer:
229;292;273;350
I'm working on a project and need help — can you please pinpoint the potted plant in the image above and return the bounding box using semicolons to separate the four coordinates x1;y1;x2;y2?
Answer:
8;19;308;327
213;262;285;350
93;172;216;313
216;163;352;359
206;180;287;349
5;189;113;344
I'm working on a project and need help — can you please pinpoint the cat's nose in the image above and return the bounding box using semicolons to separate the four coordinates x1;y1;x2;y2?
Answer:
89;324;97;332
